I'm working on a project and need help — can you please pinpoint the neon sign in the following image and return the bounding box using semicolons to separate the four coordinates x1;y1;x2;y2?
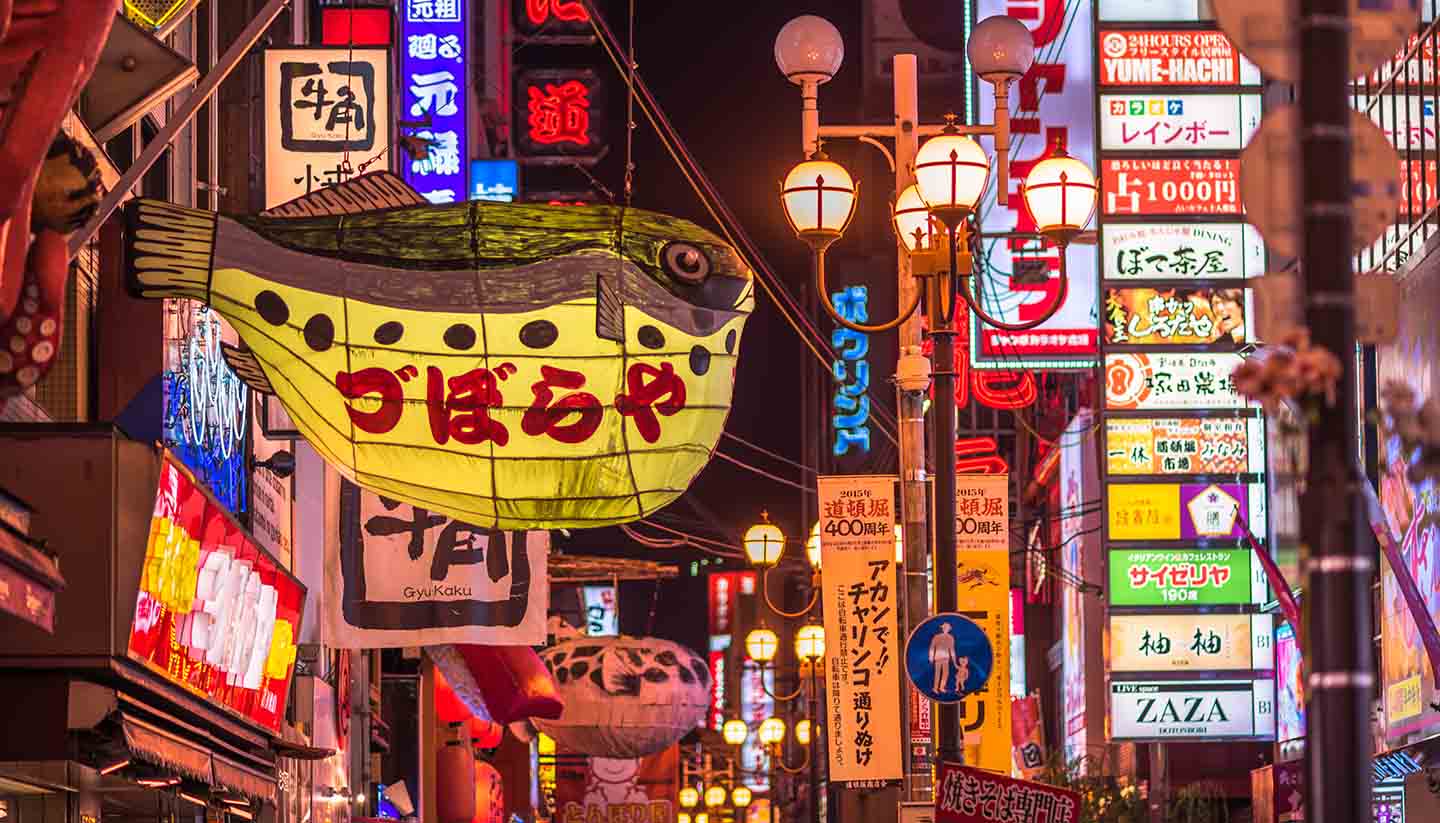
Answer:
516;69;605;160
831;286;871;456
163;302;248;514
400;0;468;204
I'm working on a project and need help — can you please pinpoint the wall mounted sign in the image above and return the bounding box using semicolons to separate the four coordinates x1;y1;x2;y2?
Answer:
1100;94;1262;152
320;8;393;46
329;480;548;647
513;0;592;39
163;301;249;514
831;286;872;456
1104;286;1249;346
1103;157;1243;217
515;69;607;163
129;456;305;733
469;159;519;202
1099;30;1261;87
400;0;467;203
1105;352;1251;410
1110;612;1274;671
1106;482;1266;541
1276;621;1305;742
1108;547;1267;606
580;585;618;636
1356;94;1436;151
951;548;1012;774
263;48;389;208
1102;222;1265;280
1111;679;1276;739
934;763;1080;823
1106;416;1265;475
1098;0;1215;22
970;0;1100;370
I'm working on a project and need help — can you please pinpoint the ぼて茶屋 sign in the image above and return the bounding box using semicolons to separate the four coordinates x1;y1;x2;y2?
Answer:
1102;223;1265;280
1108;547;1267;606
1110;679;1276;739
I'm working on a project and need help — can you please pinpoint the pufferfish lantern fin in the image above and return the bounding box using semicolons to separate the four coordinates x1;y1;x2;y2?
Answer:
221;343;276;395
596;273;625;343
260;171;427;218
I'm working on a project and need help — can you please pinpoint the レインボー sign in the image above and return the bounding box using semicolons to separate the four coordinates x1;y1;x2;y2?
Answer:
1100;94;1261;152
818;475;903;783
934;762;1080;823
1098;30;1259;87
1103;158;1241;217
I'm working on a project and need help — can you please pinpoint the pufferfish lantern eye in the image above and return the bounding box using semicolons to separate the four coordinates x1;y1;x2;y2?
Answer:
662;242;711;283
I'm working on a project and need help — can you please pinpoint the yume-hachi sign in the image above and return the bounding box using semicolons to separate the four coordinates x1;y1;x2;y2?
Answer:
1107;482;1267;541
934;762;1080;823
1101;223;1265;279
1103;158;1242;217
1100;94;1262;152
129;455;305;733
1110;613;1274;672
1105;353;1250;410
1108;547;1267;606
400;0;467;204
1098;30;1261;87
1103;287;1248;347
263;48;390;208
123;175;754;530
818;475;903;783
1110;679;1276;739
1106;416;1265;475
956;474;1008;552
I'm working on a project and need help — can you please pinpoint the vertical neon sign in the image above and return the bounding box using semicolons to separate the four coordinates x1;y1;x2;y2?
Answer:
400;0;467;203
831;286;871;456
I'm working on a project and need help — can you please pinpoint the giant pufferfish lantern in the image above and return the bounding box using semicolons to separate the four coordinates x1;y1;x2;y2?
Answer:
122;173;753;529
532;636;711;758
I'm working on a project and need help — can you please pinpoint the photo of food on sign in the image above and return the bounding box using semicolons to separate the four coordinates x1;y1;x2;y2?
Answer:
1104;287;1247;346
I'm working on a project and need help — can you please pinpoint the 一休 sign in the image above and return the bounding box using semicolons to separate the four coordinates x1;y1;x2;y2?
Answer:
1108;547;1268;607
1105;416;1265;475
817;474;903;783
1109;613;1274;672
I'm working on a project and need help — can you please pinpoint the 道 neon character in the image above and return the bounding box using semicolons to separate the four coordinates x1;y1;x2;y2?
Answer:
526;80;592;145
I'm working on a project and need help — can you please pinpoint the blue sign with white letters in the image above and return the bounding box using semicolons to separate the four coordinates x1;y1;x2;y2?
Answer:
469;159;519;202
400;0;467;203
905;613;993;704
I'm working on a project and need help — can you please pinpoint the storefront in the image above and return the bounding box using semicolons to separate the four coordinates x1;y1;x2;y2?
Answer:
0;427;306;822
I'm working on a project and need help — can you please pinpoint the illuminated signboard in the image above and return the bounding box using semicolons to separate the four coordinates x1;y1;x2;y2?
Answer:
1105;352;1250;411
320;8;393;46
513;0;591;38
1108;547;1268;606
129;456;304;733
1106;481;1267;541
1100;94;1261;152
1106;416;1266;475
831;286;871;456
1356;95;1436;151
1103;286;1250;346
1098;30;1261;87
515;68;607;162
581;586;618;636
1110;679;1276;739
469;159;519;202
1103;157;1242;217
1110;613;1273;671
970;0;1099;370
1276;622;1305;742
1098;0;1214;21
163;301;249;514
1102;223;1265;280
400;0;467;203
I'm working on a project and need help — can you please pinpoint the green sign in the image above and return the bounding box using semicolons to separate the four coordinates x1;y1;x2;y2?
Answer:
1109;548;1264;606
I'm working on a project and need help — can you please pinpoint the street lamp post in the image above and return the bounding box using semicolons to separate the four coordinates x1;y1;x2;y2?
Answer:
774;12;1097;790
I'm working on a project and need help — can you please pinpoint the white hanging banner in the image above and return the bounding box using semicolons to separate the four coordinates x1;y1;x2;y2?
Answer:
817;474;903;784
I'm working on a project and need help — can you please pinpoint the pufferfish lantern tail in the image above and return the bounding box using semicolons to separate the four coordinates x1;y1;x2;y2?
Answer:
122;198;220;305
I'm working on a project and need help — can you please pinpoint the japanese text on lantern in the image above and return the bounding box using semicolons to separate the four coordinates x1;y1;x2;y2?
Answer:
831;286;871;456
401;0;467;204
818;475;903;783
335;361;686;447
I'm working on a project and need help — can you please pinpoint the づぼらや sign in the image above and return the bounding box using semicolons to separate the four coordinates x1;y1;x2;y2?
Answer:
1105;417;1264;475
955;474;1008;552
934;762;1080;823
1103;158;1242;217
1100;94;1261;152
817;475;903;783
1110;679;1276;739
1109;613;1274;672
1105;353;1251;411
1102;222;1265;280
1108;548;1266;606
1098;30;1260;87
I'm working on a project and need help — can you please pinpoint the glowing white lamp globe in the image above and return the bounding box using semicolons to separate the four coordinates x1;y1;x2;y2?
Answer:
967;15;1035;83
774;16;845;85
1021;146;1098;246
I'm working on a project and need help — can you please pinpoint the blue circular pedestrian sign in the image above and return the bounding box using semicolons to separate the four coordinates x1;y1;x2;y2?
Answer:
904;613;993;704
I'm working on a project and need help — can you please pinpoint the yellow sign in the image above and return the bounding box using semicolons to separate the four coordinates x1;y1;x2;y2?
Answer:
1388;674;1423;723
955;548;1010;774
1110;613;1272;672
124;0;196;31
1107;483;1181;540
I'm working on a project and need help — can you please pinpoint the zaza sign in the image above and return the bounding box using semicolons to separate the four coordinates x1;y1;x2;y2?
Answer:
1109;613;1274;672
1098;30;1261;87
1111;679;1276;739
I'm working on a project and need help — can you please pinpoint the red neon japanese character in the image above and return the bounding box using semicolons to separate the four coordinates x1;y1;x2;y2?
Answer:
615;362;686;443
1128;565;1151;588
426;365;511;446
521;365;603;444
526;80;591;146
1208;564;1232;587
337;367;406;434
525;0;588;25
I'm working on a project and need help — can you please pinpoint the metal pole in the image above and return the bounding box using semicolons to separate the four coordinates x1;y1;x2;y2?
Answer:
1147;743;1168;823
68;0;290;257
931;230;961;767
1299;0;1372;818
809;665;820;823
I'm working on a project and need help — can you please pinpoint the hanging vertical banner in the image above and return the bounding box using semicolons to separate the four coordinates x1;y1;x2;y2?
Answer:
954;539;1011;773
956;474;1009;552
263;47;390;208
818;474;903;783
399;0;467;203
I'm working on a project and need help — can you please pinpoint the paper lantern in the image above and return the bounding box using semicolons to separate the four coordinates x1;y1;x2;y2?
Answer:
430;645;564;725
534;636;711;757
122;172;754;530
474;760;505;823
436;734;476;823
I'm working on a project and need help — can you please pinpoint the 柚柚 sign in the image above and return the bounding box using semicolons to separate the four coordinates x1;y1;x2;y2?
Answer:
1109;613;1274;672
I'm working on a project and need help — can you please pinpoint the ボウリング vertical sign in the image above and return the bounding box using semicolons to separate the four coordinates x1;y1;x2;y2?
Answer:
817;475;903;783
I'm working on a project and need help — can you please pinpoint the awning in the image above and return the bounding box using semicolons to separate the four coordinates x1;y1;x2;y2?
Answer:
270;739;335;761
121;714;212;784
213;754;277;805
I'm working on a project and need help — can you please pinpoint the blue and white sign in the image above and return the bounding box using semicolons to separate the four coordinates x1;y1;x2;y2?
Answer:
905;613;994;704
400;0;467;204
831;286;871;457
469;159;519;202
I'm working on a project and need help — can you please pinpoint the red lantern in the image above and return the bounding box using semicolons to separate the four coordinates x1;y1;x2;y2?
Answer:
436;666;507;749
436;733;476;823
474;760;505;823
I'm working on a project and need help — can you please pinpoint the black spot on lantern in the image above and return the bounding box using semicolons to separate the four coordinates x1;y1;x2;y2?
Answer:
520;319;559;349
444;323;477;350
643;668;669;683
676;666;695;684
725;329;737;354
690;660;709;684
255;290;289;326
303;314;335;352
571;661;590;679
638;325;666;350
655;651;678;667
689;346;711;376
374;321;404;345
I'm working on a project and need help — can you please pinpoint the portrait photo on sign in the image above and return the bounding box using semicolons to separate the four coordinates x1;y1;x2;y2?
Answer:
1104;286;1249;347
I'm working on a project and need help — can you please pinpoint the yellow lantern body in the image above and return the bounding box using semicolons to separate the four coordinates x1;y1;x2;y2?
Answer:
744;522;785;567
794;624;826;663
705;786;727;808
795;719;812;746
722;719;749;746
732;786;753;807
758;717;787;745
914;134;990;220
1022;152;1098;244
679;788;700;809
